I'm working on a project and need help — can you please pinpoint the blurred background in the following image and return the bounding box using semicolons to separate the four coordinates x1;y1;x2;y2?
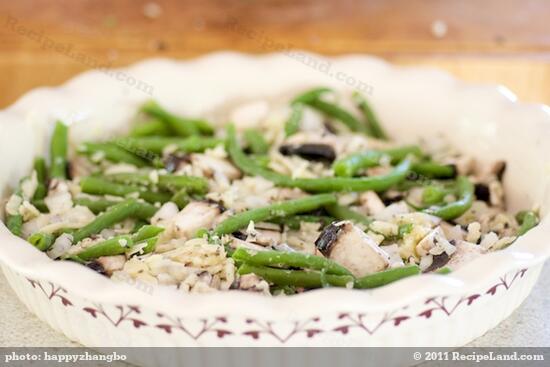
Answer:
0;0;549;107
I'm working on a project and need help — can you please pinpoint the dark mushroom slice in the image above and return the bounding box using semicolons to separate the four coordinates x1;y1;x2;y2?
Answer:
164;153;191;173
204;198;227;213
314;220;390;277
492;161;507;181
382;191;404;206
232;231;248;241
86;255;126;276
87;260;108;276
474;183;490;203
423;252;451;273
314;222;343;255
279;143;336;163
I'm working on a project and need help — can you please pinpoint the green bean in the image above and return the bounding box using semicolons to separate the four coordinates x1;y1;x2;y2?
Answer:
32;157;48;201
214;194;337;236
383;145;424;163
170;188;190;209
193;120;216;136
158;175;208;194
141;236;159;254
286;160;412;192
74;197;116;213
72;199;140;243
142;100;213;136
333;146;422;177
291;87;332;105
63;255;86;264
50;121;69;179
102;173;208;194
80;177;171;204
134;203;160;221
30;198;49;213
324;204;372;226
422;185;449;205
270;285;297;295
284;103;304;137
232;248;351;276
131;220;148;233
333;151;385;177
132;225;164;242
352;91;388;140
269;215;334;230
76;235;134;261
56;228;76;236
6;214;23;236
354;265;420;289
412;162;456;179
238;263;354;288
435;267;452;275
398;223;413;238
226;125;411;193
77;142;149;167
74;197;158;220
113;136;223;155
250;154;270;168
516;210;539;236
244;129;269;155
305;98;366;133
423;176;474;220
28;232;55;251
6;178;26;236
130;119;172;137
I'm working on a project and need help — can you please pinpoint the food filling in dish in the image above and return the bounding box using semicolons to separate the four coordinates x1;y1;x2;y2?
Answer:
2;88;539;295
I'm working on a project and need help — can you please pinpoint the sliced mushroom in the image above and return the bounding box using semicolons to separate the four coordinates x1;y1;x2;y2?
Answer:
20;171;38;201
446;241;486;270
315;221;390;277
228;237;267;252
415;227;456;257
47;233;74;259
164;153;191;173
45;179;73;215
381;190;404;206
374;202;410;221
87;260;108;276
422;252;450;273
238;273;270;294
191;154;241;180
279;144;336;163
492;161;506;181
232;231;248;241
443;155;475;176
474;183;490;203
359;191;386;216
171;201;222;239
488;180;505;207
151;202;179;226
440;222;466;242
245;222;283;247
90;255;126;276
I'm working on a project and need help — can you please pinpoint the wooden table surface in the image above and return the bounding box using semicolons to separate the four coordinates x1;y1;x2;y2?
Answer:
1;0;549;108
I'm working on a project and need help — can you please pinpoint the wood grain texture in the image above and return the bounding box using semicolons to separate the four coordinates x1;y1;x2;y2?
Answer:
0;0;549;107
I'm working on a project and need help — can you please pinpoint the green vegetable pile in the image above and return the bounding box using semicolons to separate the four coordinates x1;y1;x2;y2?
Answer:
2;87;540;294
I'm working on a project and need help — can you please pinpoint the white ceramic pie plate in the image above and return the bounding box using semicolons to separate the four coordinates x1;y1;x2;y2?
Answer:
0;52;549;349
